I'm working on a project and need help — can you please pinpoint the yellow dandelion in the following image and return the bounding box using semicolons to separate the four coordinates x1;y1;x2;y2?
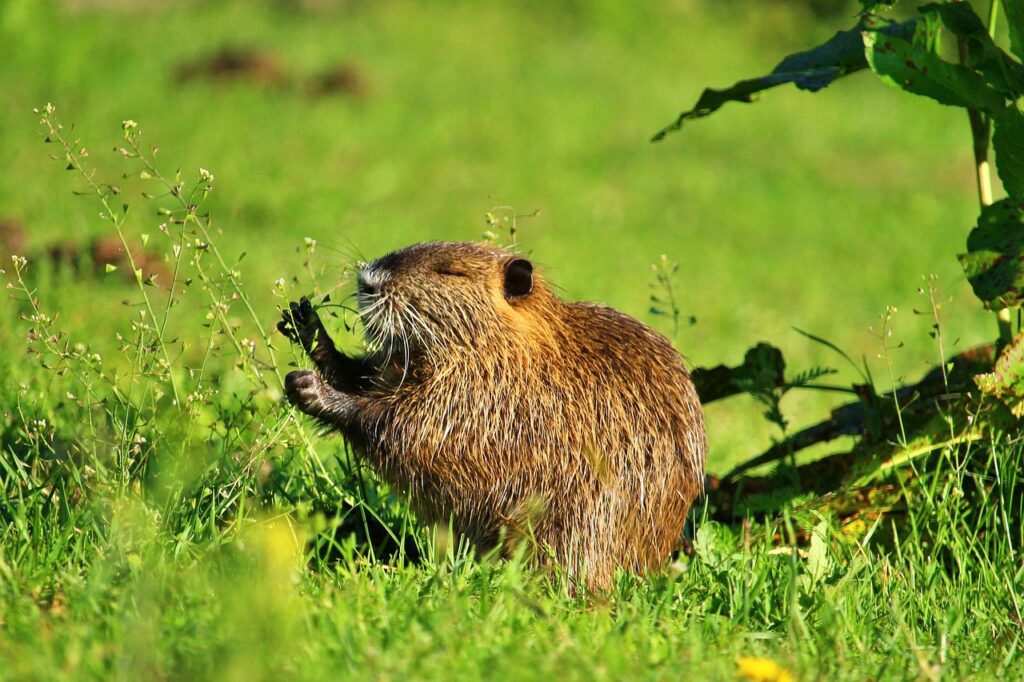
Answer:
736;656;794;682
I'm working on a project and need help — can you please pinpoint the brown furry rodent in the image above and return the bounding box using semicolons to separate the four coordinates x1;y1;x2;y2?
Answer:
278;241;706;589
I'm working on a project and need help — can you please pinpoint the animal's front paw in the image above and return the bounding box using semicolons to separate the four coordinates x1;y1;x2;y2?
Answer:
277;297;332;356
284;369;328;416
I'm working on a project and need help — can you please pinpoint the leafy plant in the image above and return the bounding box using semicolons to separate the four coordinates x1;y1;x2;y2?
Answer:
12;105;414;564
655;1;1024;529
648;254;697;338
656;0;1024;348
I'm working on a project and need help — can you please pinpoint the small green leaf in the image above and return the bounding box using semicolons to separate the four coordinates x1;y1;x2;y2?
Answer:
920;2;1024;96
693;523;732;571
1005;0;1024;61
958;199;1024;309
104;263;118;273
805;521;834;586
920;2;988;46
653;19;915;140
993;107;1024;198
863;29;1007;114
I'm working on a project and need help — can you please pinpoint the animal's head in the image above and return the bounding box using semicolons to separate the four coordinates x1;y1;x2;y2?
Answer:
356;241;553;370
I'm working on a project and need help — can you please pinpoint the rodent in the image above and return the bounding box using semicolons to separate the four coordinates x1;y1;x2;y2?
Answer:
278;241;706;590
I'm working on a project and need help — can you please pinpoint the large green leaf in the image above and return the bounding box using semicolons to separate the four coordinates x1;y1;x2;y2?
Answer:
994;107;1024;198
958;198;1024;309
1005;0;1024;61
920;2;1024;96
863;29;1007;113
652;19;915;141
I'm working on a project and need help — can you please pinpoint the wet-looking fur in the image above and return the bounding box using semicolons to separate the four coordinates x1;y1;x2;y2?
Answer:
278;241;706;590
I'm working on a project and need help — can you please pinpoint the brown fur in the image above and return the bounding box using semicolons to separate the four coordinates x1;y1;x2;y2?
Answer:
279;241;706;589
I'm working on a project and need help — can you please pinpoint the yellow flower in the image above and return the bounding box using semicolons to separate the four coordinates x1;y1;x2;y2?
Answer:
736;656;794;682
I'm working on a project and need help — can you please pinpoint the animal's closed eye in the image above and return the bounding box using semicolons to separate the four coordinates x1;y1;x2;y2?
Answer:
435;267;469;278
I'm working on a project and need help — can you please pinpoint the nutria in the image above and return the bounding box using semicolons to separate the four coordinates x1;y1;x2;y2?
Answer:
278;241;706;589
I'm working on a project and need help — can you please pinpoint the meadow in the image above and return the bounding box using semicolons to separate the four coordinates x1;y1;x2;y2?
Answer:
1;0;1021;679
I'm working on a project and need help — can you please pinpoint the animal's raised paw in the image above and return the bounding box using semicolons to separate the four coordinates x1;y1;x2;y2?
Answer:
284;369;326;415
277;296;330;355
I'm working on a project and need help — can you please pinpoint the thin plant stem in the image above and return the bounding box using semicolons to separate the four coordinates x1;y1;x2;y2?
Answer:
39;114;184;408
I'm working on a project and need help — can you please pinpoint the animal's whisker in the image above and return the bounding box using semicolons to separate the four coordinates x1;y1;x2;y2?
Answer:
403;305;441;364
379;298;398;370
358;293;388;318
394;308;412;386
318;235;367;265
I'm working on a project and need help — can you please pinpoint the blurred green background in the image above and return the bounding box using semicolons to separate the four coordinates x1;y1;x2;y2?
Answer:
0;0;994;470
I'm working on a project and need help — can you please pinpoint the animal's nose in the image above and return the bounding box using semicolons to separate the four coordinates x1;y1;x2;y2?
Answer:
357;274;376;296
357;268;384;296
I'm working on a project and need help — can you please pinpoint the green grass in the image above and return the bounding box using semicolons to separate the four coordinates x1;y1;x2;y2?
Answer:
1;1;1022;679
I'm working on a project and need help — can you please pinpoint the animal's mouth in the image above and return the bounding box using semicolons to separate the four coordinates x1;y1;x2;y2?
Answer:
355;264;390;345
356;278;437;383
356;286;399;358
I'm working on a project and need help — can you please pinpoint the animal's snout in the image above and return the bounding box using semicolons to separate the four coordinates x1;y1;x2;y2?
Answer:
357;266;387;297
357;273;377;296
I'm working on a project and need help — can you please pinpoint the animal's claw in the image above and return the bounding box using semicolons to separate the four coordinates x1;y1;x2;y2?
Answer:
279;296;330;355
277;317;298;343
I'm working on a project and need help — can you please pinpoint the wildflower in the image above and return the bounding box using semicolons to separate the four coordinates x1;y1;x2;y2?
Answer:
736;656;794;682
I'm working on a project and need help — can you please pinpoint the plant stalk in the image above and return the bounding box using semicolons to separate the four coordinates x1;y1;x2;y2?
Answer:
988;0;1000;36
957;3;1013;349
966;109;995;207
986;0;1013;347
966;108;1012;348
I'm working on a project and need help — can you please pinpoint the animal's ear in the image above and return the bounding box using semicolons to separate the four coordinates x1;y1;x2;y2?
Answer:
503;258;533;300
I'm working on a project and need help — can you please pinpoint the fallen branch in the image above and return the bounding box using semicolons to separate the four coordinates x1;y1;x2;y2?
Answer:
719;344;994;482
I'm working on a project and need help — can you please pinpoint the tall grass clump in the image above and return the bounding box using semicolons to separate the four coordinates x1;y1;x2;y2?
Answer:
1;105;426;674
13;104;385;525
